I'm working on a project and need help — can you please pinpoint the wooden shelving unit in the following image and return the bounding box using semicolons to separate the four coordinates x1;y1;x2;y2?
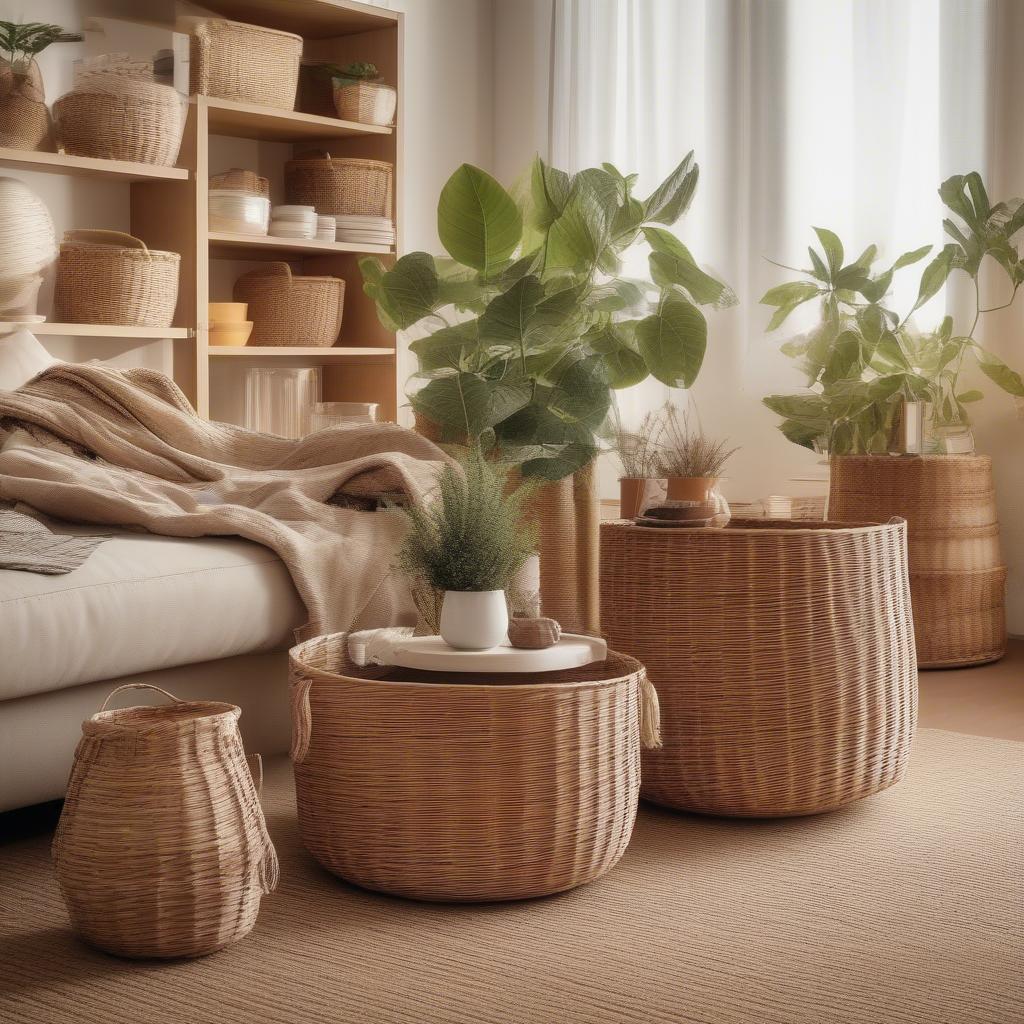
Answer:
0;322;192;338
203;96;391;142
209;345;395;357
0;147;190;182
208;230;392;259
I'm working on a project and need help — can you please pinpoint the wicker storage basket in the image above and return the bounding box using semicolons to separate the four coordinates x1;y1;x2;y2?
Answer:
289;633;659;902
53;683;278;959
0;59;51;151
285;151;393;218
54;230;180;327
332;80;397;126
191;19;302;111
828;455;1006;667
233;262;343;347
600;518;918;818
210;167;270;196
53;75;186;166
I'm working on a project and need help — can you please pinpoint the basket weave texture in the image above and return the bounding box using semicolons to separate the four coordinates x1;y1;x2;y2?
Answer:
190;19;302;110
54;230;180;327
210;167;270;196
52;683;278;959
289;633;656;902
828;455;1006;667
285;152;393;217
0;59;51;150
332;80;397;126
233;262;344;346
600;518;918;817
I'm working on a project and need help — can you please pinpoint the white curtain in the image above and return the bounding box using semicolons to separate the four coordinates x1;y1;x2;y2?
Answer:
544;0;1024;629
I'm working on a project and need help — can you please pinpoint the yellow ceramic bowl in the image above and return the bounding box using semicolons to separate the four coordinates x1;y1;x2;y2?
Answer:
208;301;248;323
209;320;253;347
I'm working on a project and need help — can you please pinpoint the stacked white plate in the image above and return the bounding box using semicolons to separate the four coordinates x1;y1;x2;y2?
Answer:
269;205;316;239
316;215;336;242
209;190;270;236
335;214;395;246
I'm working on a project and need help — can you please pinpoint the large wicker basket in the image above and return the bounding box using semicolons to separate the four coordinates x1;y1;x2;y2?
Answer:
600;518;918;818
289;633;659;902
53;683;278;959
190;19;302;111
233;262;343;346
828;454;1006;668
53;76;186;166
285;151;393;218
54;230;180;327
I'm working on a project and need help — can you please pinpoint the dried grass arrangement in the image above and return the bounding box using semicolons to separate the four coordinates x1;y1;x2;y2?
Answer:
655;403;738;479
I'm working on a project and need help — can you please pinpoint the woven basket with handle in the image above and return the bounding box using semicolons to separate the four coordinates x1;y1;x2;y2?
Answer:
289;633;660;902
52;683;278;959
600;517;918;818
285;151;393;218
233;262;344;346
54;229;180;327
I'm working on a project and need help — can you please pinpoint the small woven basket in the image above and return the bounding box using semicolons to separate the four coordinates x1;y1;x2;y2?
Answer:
53;683;278;959
54;230;180;327
233;261;344;346
332;79;397;126
285;151;393;218
53;75;186;166
210;167;270;196
600;518;918;818
0;59;51;150
289;633;660;902
190;19;302;110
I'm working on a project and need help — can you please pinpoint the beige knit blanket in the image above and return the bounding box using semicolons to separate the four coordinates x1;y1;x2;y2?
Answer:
0;363;446;639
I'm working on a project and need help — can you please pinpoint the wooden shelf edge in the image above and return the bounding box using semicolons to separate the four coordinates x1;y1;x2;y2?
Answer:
200;96;392;142
0;147;189;182
0;322;192;338
208;346;396;357
207;231;393;257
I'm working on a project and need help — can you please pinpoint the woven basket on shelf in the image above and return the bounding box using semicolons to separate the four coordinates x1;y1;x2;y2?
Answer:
289;633;659;902
0;59;51;151
600;518;918;818
53;683;278;959
54;230;180;327
332;80;397;126
233;262;344;346
828;454;1006;668
190;19;302;111
285;151;393;218
0;177;54;319
53;75;186;166
210;167;270;196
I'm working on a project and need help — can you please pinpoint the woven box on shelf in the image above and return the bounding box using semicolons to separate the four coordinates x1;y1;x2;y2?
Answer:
190;19;302;111
289;633;657;902
53;683;277;959
285;151;393;218
332;80;397;126
54;230;180;327
600;518;918;818
210;167;270;196
233;262;344;347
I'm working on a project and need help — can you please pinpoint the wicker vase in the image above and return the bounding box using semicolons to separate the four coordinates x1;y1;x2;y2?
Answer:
0;59;51;151
600;518;918;817
0;177;55;320
828;455;1006;668
53;683;278;959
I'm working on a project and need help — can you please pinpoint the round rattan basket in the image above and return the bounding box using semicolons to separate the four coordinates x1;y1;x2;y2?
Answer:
190;18;302;110
53;76;186;166
332;80;397;126
828;454;1006;668
53;683;278;959
54;230;180;327
600;518;918;818
285;151;393;218
0;59;51;151
233;262;344;346
289;633;659;902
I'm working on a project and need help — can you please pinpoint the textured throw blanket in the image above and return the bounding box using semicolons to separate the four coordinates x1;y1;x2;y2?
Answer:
0;504;111;574
0;363;446;638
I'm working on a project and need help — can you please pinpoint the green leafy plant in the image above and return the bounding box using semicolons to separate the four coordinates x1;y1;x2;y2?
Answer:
361;154;735;480
0;22;76;74
397;447;537;594
761;172;1024;455
309;60;380;83
655;403;738;478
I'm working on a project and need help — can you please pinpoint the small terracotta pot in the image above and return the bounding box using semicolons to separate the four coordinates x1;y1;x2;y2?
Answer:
666;476;719;502
619;478;648;520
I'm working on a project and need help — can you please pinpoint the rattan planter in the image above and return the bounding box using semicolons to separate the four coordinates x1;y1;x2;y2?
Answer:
233;262;344;346
53;683;278;959
333;80;397;126
829;455;1006;667
285;152;394;218
600;518;918;818
289;633;658;902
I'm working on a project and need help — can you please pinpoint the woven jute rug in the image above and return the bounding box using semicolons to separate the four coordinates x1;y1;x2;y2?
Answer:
0;729;1020;1024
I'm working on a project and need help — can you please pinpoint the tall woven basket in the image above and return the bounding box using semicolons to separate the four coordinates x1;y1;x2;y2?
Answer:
289;633;658;902
285;151;394;218
600;518;918;818
54;230;180;327
53;684;278;959
828;455;1006;668
233;262;344;346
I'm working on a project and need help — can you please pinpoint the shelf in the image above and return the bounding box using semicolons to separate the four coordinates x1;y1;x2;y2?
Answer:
208;231;393;259
190;0;398;39
0;148;189;183
202;97;391;142
209;346;395;358
0;322;191;338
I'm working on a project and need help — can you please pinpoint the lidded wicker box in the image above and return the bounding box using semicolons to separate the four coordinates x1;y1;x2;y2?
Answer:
285;151;394;218
233;262;344;347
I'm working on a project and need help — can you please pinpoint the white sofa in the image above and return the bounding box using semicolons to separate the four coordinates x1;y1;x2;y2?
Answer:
0;332;302;811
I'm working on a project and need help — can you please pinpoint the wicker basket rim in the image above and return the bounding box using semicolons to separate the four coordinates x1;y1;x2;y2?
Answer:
912;565;1008;580
287;154;393;171
193;17;303;44
85;700;241;735
608;516;906;536
830;453;991;466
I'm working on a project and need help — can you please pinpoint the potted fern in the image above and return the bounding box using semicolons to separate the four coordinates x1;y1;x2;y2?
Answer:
397;447;537;650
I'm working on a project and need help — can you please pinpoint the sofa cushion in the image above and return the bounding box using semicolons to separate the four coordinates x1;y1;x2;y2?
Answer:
0;526;305;701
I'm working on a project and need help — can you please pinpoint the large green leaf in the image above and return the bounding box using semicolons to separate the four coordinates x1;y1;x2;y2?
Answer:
761;280;820;307
762;393;830;421
812;227;844;275
975;348;1024;396
478;274;544;350
546;187;610;271
912;244;956;311
546;354;612;428
377;252;439;329
529;156;573;230
410;372;530;440
585;322;648;388
634;290;708;388
649;251;736;308
642;151;698;225
408;321;480;373
497;405;598;480
437;164;522;275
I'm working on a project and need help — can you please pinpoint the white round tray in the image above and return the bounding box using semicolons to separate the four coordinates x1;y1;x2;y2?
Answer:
388;634;608;674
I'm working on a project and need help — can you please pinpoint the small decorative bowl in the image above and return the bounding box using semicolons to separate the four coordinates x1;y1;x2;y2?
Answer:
209;320;253;346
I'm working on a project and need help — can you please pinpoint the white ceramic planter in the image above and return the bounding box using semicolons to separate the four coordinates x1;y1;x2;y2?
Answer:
439;590;509;651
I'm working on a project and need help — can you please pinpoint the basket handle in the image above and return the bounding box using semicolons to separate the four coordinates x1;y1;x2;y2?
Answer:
294;148;333;163
63;229;152;259
99;682;182;712
239;261;293;286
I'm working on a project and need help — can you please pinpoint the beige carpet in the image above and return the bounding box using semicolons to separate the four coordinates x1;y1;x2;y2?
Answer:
0;728;1021;1024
